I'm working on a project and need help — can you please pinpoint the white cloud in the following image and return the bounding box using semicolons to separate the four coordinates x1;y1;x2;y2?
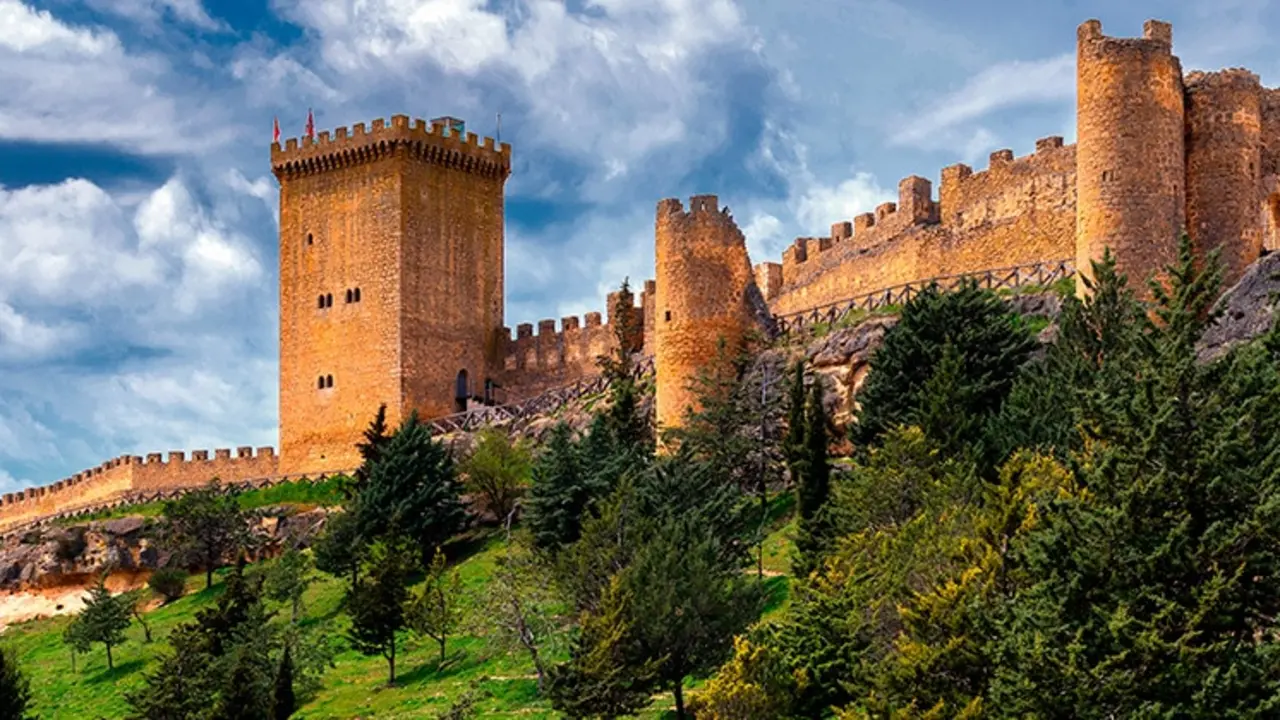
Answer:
889;53;1075;151
0;0;237;154
0;177;275;480
85;0;224;32
265;0;753;190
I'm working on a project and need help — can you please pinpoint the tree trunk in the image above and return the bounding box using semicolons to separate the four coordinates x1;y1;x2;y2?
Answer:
673;680;685;719
388;642;397;686
106;642;114;670
438;636;446;665
206;564;214;590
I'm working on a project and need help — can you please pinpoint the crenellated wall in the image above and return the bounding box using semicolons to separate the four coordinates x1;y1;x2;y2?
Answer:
496;286;652;400
763;139;1076;315
0;448;279;532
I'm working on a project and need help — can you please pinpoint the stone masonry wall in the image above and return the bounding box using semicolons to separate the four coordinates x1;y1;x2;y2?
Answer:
0;448;279;532
1262;88;1280;252
496;289;648;401
655;195;762;431
272;115;511;476
763;139;1076;316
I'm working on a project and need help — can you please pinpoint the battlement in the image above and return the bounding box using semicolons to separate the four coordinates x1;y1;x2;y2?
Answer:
498;283;651;400
0;446;281;530
270;114;511;181
1078;18;1173;54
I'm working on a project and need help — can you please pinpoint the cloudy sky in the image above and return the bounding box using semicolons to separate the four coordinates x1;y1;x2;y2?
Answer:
0;0;1275;491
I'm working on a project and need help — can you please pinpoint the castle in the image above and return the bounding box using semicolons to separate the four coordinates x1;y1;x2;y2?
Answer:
2;18;1278;530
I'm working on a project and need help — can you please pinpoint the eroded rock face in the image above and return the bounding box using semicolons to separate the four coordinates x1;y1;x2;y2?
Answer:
0;507;332;593
1197;252;1280;363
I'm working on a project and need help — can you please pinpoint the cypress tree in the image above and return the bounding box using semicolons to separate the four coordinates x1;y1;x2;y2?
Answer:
273;643;297;720
783;360;806;487
793;379;832;576
0;645;32;720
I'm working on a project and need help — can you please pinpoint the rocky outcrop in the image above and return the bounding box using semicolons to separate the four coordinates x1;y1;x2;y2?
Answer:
0;507;332;593
1197;252;1280;363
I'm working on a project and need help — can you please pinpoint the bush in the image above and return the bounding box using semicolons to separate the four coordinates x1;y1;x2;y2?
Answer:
148;567;188;603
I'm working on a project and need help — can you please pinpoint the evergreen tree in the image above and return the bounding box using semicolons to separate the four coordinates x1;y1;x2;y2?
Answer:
71;573;132;670
853;280;1036;458
524;423;607;553
622;515;766;718
356;411;466;563
273;643;296;720
351;403;392;496
160;479;252;589
783;359;807;487
546;574;659;719
127;561;279;719
596;278;652;454
264;548;315;624
312;508;365;598
346;539;413;686
408;547;464;665
0;645;32;720
792;379;832;576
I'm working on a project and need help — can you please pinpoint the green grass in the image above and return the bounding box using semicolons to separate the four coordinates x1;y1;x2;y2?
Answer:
57;477;348;526
5;510;797;719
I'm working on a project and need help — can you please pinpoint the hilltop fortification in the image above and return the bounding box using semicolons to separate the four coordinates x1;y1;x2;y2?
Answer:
3;18;1278;531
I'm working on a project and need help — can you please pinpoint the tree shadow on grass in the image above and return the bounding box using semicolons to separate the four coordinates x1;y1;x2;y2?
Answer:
395;649;487;688
86;658;144;684
761;575;790;615
443;526;502;566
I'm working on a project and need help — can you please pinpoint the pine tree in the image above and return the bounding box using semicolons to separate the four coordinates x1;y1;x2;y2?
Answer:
264;548;315;624
356;411;465;563
853;280;1036;454
72;573;132;670
273;643;297;720
312;508;365;598
0;645;32;720
351;403;392;496
783;359;806;487
792;379;833;576
347;539;413;686
524;423;603;553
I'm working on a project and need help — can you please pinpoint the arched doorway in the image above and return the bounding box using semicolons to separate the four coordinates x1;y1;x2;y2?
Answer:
455;369;469;413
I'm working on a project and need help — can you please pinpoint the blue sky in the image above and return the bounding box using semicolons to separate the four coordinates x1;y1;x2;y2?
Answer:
0;0;1276;492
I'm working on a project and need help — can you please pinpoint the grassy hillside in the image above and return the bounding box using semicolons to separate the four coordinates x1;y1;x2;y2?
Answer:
3;507;796;719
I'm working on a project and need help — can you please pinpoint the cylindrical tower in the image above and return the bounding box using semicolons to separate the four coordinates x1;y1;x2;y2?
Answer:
654;195;761;435
1185;69;1264;288
1076;19;1185;296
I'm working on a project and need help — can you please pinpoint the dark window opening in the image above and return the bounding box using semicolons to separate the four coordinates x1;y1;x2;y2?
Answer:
354;288;361;302
664;310;672;322
455;369;469;413
306;233;313;246
325;375;334;388
317;295;325;309
345;289;353;303
325;293;333;308
317;376;324;389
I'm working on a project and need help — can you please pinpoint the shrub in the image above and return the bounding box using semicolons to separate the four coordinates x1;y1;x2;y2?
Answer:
148;567;188;603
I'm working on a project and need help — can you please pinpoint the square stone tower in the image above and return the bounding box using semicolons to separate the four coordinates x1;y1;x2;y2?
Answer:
271;115;511;476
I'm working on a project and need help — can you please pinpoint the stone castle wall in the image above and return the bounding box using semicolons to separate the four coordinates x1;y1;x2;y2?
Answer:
0;448;279;532
761;139;1077;315
496;286;652;400
759;20;1279;315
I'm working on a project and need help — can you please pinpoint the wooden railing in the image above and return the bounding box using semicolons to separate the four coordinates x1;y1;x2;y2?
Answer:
424;355;655;435
772;259;1075;337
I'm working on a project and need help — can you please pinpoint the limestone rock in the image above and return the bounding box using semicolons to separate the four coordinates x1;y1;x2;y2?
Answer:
1197;252;1280;363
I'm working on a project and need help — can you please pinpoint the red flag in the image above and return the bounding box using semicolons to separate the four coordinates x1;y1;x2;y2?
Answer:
305;108;314;139
272;116;280;144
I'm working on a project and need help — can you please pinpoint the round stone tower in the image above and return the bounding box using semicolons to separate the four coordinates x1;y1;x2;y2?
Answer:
1185;69;1265;288
654;195;765;434
1075;19;1185;295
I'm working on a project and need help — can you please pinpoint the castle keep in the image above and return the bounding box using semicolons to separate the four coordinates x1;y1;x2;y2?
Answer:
2;18;1278;530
